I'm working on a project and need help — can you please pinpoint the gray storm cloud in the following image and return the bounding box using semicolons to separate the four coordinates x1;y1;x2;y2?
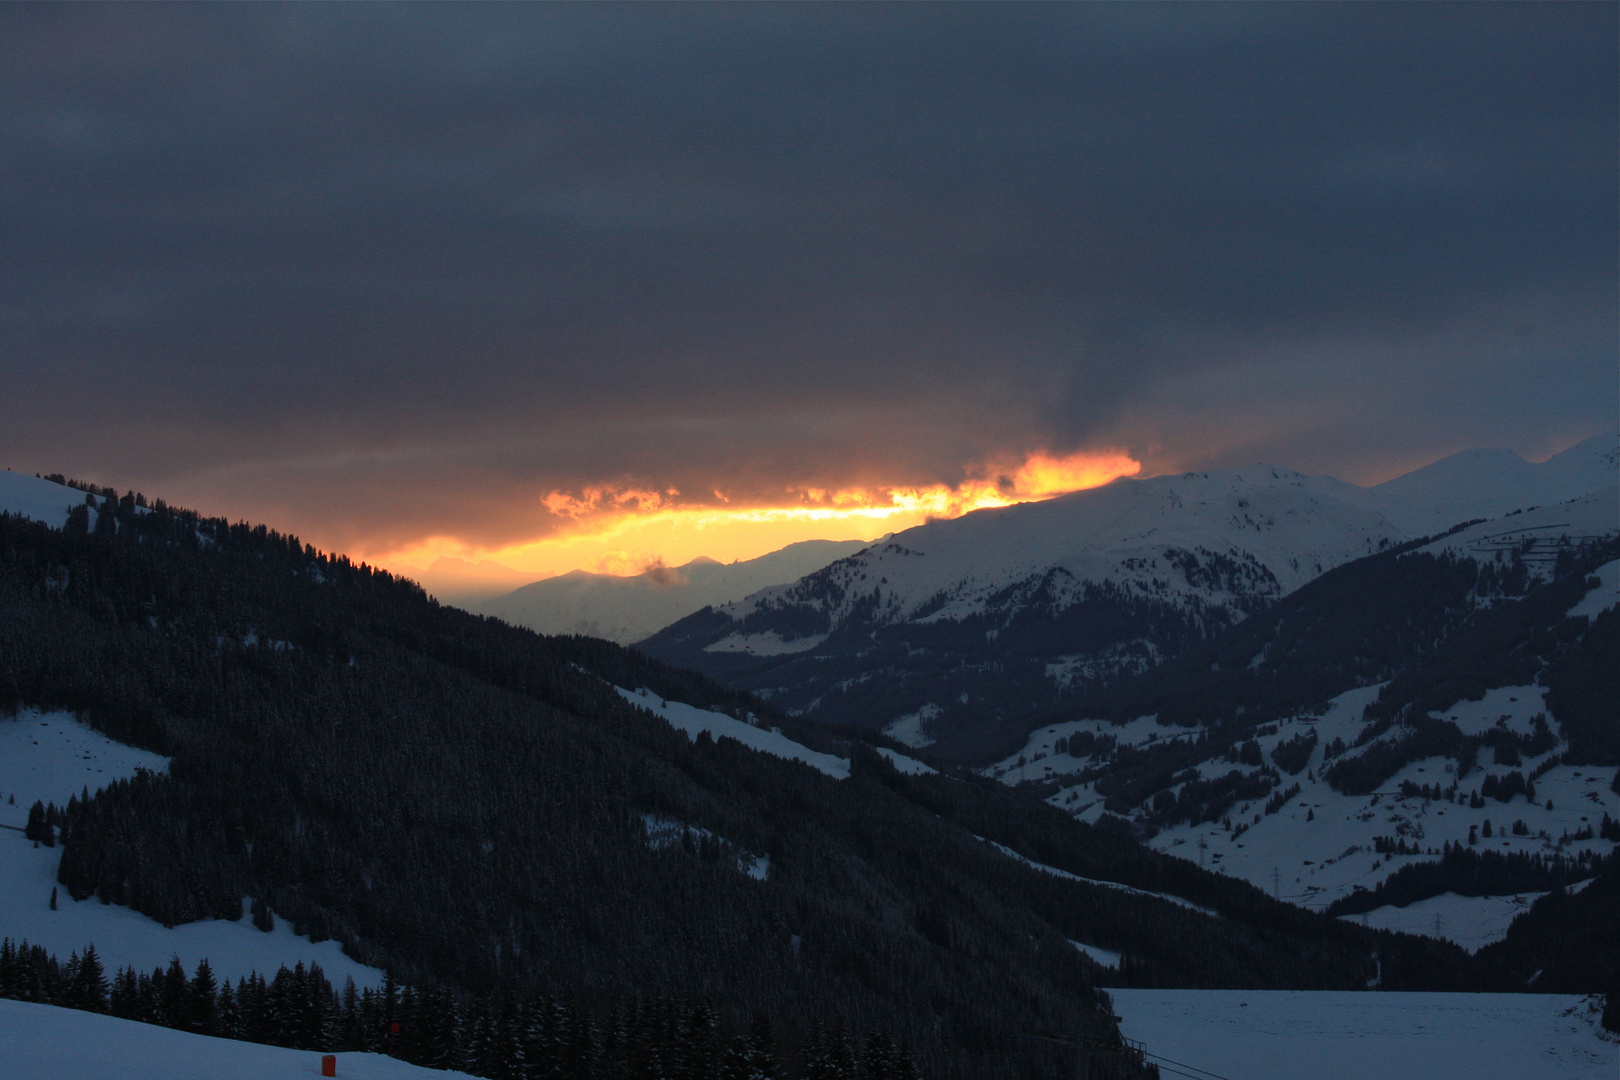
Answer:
0;3;1613;553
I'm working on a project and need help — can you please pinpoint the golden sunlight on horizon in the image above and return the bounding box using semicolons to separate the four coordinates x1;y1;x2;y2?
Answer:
372;448;1140;587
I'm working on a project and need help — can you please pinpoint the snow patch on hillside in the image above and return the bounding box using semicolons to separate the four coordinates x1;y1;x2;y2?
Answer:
1109;988;1616;1080
882;703;940;748
642;814;769;881
986;840;1219;917
0;710;384;989
0;709;170;819
0;472;84;529
1341;890;1544;953
0;998;474;1080
995;684;1617;920
1414;487;1618;572
615;687;850;779
1567;556;1619;621
703;630;827;656
1070;940;1121;968
876;747;937;775
985;712;1203;785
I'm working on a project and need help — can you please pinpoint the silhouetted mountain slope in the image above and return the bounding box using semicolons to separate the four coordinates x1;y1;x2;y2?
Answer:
0;483;1497;1078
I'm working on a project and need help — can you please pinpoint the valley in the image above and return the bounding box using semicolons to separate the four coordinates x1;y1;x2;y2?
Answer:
0;439;1614;1077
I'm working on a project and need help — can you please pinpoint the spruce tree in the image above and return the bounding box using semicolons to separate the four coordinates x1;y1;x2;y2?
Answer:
189;958;218;1034
69;943;108;1012
161;956;188;1028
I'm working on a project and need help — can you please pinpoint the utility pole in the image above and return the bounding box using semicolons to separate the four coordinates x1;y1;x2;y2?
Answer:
1433;912;1444;939
1273;866;1280;899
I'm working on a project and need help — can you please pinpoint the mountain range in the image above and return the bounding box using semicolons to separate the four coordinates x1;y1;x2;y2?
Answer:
638;434;1617;756
1;473;1496;1080
473;539;875;645
0;434;1614;1078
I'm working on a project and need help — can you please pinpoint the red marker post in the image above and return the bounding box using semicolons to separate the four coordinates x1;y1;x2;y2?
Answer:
389;1020;401;1057
321;1054;336;1077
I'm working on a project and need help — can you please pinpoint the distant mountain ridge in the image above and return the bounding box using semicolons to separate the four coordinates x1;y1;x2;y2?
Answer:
474;538;877;644
638;434;1618;754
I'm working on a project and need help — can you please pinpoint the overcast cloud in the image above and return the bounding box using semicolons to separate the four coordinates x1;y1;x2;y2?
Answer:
1;3;1614;554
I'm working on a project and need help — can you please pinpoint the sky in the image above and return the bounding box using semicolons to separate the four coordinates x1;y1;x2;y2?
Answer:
2;3;1615;584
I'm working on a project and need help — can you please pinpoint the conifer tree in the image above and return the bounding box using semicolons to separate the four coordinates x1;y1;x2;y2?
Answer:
161;957;188;1028
189;958;218;1034
69;943;107;1012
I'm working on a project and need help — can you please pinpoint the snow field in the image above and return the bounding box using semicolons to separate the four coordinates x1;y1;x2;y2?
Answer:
0;710;385;989
1566;556;1619;620
875;747;937;775
1108;988;1617;1080
617;685;942;780
882;703;941;749
616;686;851;778
1338;891;1545;954
1070;940;1121;969
0;998;475;1080
992;682;1616;943
0;471;84;530
0;708;171;824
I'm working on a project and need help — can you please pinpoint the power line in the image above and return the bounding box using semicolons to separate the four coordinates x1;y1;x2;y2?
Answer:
1139;1048;1245;1080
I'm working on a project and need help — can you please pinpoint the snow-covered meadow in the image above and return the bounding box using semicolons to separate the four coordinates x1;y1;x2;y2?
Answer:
1109;988;1616;1080
0;708;385;988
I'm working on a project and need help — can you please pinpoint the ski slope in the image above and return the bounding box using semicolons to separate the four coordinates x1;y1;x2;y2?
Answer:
0;709;385;988
1109;988;1616;1080
0;998;474;1080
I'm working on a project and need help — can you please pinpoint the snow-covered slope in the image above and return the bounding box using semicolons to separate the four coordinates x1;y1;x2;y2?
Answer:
614;685;852;778
0;471;90;529
1347;432;1619;536
1110;988;1616;1080
0;709;384;988
476;538;873;644
613;685;937;780
995;683;1616;939
0;999;472;1080
640;434;1618;750
988;501;1619;949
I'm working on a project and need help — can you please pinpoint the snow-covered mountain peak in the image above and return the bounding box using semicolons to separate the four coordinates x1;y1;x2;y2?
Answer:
1352;431;1618;535
641;435;1618;745
715;462;1399;631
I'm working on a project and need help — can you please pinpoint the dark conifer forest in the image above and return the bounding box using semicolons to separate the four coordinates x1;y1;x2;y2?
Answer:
0;486;1604;1076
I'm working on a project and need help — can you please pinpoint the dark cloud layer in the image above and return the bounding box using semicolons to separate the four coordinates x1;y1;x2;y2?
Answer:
2;3;1614;552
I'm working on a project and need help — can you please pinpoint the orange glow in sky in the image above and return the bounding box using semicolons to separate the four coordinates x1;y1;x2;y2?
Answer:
376;448;1140;587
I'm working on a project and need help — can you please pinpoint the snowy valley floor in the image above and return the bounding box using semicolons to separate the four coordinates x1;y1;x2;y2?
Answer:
1110;989;1616;1080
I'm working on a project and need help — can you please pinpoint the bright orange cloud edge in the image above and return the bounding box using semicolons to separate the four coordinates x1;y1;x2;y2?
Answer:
376;449;1140;583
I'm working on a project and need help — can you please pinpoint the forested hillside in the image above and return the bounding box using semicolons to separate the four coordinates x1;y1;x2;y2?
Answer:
0;484;1494;1079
